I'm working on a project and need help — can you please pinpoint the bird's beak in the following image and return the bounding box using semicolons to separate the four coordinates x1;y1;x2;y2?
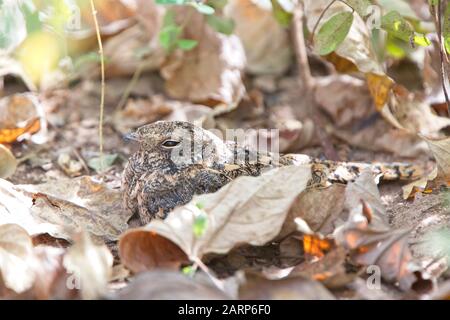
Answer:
123;132;140;142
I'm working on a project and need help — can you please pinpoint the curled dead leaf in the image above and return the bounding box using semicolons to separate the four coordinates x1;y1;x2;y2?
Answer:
111;270;231;300
119;229;189;273
0;93;47;144
63;232;113;300
225;0;292;75
22;176;133;242
0;224;35;294
161;7;246;107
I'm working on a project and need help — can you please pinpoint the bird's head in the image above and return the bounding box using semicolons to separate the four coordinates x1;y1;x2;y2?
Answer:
125;121;231;169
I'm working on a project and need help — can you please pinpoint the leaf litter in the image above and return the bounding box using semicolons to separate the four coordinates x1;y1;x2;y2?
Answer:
0;0;450;301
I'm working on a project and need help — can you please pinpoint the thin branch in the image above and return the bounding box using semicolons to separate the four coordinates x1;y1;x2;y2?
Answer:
90;0;106;170
434;0;450;114
116;62;145;111
293;2;315;92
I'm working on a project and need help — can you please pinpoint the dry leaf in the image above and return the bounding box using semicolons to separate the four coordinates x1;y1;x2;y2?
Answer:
111;270;231;300
402;136;450;199
282;183;346;238
119;229;188;273
225;0;292;75
0;144;17;179
366;73;394;111
290;246;356;288
0;224;35;293
161;7;245;106
0;179;65;237
63;232;113;300
334;204;430;291
112;95;211;134
120;165;312;264
21;176;133;242
423;136;450;180
239;273;335;300
315;75;373;127
0;93;47;144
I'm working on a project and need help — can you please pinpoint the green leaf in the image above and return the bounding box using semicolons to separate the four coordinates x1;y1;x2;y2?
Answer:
444;3;450;54
159;24;182;51
206;15;235;35
20;1;41;34
381;11;430;47
181;265;196;276
0;1;27;50
315;11;354;56
344;0;372;18
73;51;102;70
156;0;186;4
88;154;118;172
190;2;215;15
193;212;208;238
270;0;293;27
208;0;228;10
177;38;198;50
378;0;418;20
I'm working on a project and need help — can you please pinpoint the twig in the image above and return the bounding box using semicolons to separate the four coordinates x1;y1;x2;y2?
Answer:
116;62;145;111
90;0;106;170
293;2;315;92
433;0;450;114
192;256;225;291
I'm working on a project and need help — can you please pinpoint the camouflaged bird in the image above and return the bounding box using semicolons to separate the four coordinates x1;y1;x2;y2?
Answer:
122;121;421;224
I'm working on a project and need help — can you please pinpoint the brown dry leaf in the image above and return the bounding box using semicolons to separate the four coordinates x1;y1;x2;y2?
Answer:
161;7;245;107
389;89;450;136
332;119;429;158
239;273;335;300
290;246;356;289
111;271;231;300
0;93;47;144
21;176;133;242
279;184;346;240
103;24;165;77
402;136;450;199
366;73;395;111
334;204;430;291
224;0;292;75
315;75;373;128
0;179;65;237
72;0;137;38
112;95;211;134
0;144;17;179
63;232;113;299
119;229;188;273
0;224;35;293
344;170;387;227
423;136;450;180
120;165;311;265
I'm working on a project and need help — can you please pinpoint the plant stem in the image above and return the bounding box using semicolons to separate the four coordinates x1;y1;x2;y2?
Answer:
436;0;450;114
90;0;106;170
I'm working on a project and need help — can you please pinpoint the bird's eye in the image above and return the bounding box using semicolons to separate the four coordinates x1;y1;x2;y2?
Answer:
161;140;180;148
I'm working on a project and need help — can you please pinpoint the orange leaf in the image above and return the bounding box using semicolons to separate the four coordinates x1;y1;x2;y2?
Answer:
0;117;40;144
366;73;394;111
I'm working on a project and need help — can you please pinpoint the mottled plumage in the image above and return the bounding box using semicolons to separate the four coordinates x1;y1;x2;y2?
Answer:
122;121;420;224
